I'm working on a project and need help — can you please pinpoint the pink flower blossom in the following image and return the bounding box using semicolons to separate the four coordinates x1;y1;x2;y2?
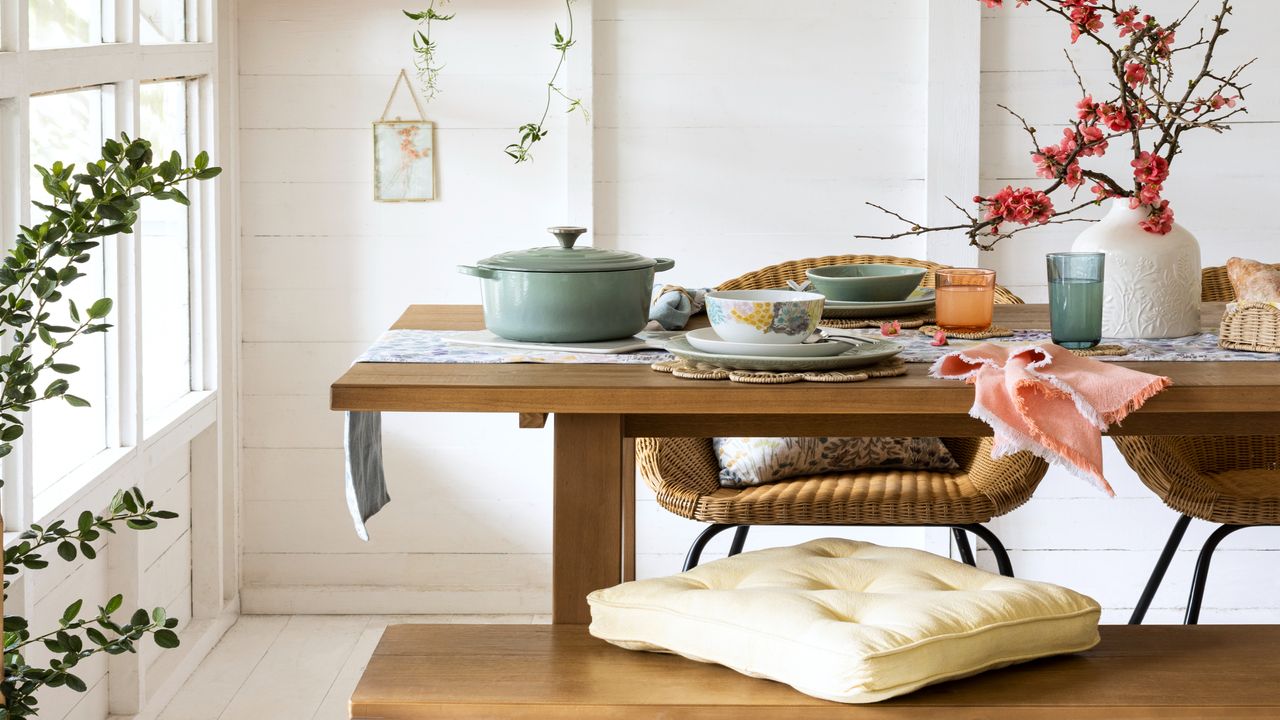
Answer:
1131;181;1163;206
1068;6;1104;43
1076;95;1097;120
931;330;949;347
1139;200;1174;234
880;320;902;336
982;186;1055;226
1077;125;1108;157
1096;103;1132;132
1124;62;1148;88
1131;151;1169;185
1209;93;1238;110
1063;161;1084;187
1115;6;1141;35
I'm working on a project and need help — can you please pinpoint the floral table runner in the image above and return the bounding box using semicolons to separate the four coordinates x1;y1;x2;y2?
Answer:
357;328;1276;366
882;329;1277;364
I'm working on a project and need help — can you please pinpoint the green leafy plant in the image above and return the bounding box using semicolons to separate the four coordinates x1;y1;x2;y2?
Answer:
1;133;220;718
505;0;588;163
404;1;455;101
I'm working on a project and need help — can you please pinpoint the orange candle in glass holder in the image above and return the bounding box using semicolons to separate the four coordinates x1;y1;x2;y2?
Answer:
935;268;996;332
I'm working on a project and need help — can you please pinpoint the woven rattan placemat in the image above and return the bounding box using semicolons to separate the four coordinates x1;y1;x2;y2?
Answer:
1070;344;1128;357
652;357;908;384
919;324;1015;340
822;312;934;329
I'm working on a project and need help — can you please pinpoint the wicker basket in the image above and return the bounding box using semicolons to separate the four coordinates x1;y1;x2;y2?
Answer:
1219;302;1280;354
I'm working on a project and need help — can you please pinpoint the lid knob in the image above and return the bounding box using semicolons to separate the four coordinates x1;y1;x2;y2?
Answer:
548;226;588;249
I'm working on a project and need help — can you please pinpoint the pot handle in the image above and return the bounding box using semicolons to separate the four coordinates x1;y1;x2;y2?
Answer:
653;258;676;273
457;265;496;280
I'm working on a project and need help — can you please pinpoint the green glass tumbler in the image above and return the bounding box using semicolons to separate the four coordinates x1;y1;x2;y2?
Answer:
1047;252;1105;349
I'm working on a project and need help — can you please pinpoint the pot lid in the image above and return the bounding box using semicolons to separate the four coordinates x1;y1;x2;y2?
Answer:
476;227;658;273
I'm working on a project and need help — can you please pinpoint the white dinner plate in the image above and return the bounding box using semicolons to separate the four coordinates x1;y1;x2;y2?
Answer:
684;327;849;358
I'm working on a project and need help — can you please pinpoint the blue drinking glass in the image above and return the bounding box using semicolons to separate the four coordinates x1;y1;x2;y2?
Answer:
1047;252;1105;349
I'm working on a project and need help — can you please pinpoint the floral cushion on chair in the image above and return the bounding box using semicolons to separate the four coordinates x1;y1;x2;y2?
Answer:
713;436;960;487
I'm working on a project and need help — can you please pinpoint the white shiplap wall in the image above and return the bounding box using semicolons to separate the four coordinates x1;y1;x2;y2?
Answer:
238;0;567;616
239;0;1280;623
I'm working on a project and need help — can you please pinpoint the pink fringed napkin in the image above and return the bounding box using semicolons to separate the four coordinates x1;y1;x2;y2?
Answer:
931;342;1171;496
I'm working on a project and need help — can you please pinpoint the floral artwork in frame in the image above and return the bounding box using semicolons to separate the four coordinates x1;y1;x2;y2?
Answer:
373;119;435;202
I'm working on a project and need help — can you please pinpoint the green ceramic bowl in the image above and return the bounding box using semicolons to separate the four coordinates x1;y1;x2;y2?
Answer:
805;264;926;302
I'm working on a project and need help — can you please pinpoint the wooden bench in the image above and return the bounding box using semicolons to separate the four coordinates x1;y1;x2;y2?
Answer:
351;624;1280;719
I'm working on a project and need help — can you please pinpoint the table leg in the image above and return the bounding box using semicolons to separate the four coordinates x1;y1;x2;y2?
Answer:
552;414;629;624
622;438;636;583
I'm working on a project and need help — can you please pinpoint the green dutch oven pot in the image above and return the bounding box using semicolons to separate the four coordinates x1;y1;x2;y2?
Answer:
458;227;676;343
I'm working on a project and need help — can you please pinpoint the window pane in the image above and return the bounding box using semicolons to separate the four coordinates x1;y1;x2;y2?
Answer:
140;81;192;423
30;88;109;491
141;0;187;43
29;0;103;49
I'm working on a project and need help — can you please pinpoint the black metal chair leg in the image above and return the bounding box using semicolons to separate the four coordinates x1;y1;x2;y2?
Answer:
727;525;751;557
683;524;736;571
952;528;976;567
1129;514;1192;625
1184;523;1245;625
956;524;1015;577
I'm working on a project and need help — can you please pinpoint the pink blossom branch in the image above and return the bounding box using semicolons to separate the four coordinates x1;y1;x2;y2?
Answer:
855;0;1248;249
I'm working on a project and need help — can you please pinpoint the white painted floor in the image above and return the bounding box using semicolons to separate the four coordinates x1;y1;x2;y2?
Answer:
155;615;547;720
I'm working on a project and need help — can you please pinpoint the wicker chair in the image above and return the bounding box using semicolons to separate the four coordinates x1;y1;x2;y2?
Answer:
1120;265;1280;624
637;255;1050;577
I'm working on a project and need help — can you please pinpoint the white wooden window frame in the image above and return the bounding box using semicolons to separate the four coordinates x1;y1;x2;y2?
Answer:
0;0;220;529
0;1;233;713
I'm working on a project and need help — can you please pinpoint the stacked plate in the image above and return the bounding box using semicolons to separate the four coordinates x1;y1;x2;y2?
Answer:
819;287;936;319
671;328;901;372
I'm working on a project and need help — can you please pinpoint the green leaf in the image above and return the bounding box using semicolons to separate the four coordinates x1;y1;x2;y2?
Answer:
154;629;180;649
130;608;151;627
65;673;88;693
78;510;94;532
87;297;113;319
105;594;124;615
126;518;158;531
195;151;209;170
1;424;23;441
52;363;80;374
57;540;77;562
62;599;83;625
64;394;91;408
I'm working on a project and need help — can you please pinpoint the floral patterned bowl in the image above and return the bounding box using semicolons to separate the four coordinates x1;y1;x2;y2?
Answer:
705;290;825;345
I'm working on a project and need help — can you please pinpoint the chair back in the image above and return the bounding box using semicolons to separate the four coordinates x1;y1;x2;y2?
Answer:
716;255;1024;304
1202;266;1233;303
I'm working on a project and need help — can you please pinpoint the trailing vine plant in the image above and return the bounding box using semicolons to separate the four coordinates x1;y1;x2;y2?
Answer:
505;0;588;163
402;0;587;163
404;1;454;101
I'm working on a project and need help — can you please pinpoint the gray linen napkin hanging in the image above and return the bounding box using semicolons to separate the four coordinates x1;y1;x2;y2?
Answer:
345;411;390;541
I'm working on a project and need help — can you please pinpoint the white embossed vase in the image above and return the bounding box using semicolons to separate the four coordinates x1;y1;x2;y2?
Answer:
1071;199;1201;338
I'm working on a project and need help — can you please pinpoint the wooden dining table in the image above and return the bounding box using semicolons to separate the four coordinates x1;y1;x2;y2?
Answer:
330;302;1280;625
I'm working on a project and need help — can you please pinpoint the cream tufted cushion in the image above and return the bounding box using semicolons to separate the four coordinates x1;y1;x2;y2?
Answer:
588;538;1100;704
